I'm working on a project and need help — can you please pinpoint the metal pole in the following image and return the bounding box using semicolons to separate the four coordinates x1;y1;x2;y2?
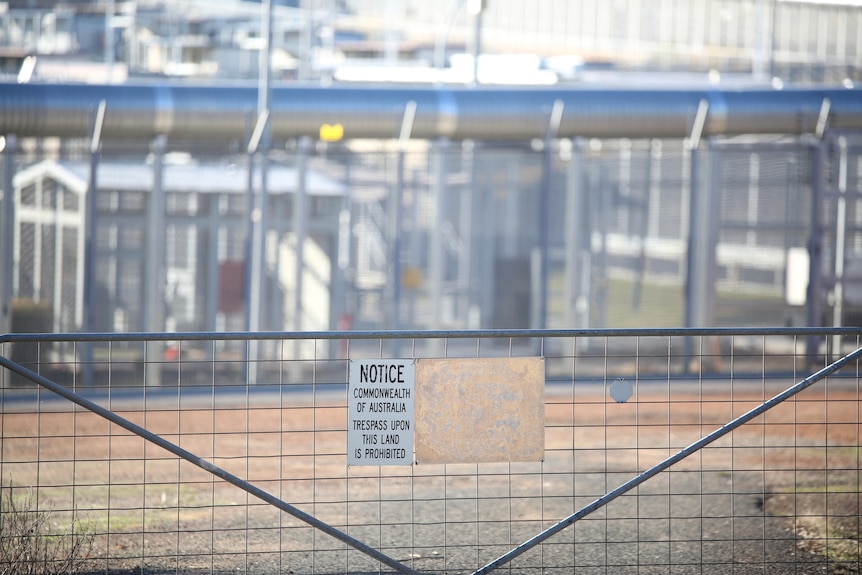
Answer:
244;126;258;381
807;137;827;364
289;136;310;372
565;137;586;329
469;0;484;85
245;111;269;381
84;101;106;334
258;145;270;330
634;139;661;310
458;140;474;326
596;169;609;328
831;135;848;357
706;138;720;326
685;143;712;360
391;100;416;335
260;0;272;338
144;135;166;386
293;136;310;334
391;145;405;331
4;84;862;142
478;157;496;328
539;100;564;330
408;168;422;328
259;0;272;114
429;139;448;338
684;100;709;369
245;0;272;375
245;115;267;315
247;0;272;332
205;196;219;334
253;0;272;332
245;123;255;336
83;101;105;386
1;135;15;337
685;138;720;368
434;0;466;75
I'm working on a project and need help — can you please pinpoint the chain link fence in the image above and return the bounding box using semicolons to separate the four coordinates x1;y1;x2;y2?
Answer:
5;133;862;341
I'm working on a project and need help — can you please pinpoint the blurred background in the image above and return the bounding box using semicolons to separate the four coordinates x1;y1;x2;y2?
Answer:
1;0;862;361
1;0;858;85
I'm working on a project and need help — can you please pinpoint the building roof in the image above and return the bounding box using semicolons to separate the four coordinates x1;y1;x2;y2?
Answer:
13;158;346;197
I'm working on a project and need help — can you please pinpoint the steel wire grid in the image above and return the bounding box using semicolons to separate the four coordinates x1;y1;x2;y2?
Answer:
0;328;860;575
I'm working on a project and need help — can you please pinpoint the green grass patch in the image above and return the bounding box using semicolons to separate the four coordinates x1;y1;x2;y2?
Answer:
550;275;788;328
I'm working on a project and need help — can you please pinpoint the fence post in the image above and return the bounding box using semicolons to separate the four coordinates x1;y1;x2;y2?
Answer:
538;99;564;330
831;136;848;358
1;134;15;340
807;137;827;364
144;135;166;386
293;135;311;333
565;137;587;330
390;101;416;354
684;101;718;371
428;138;448;348
82;102;105;386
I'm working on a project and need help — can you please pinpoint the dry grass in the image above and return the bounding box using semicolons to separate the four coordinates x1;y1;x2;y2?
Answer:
0;481;94;575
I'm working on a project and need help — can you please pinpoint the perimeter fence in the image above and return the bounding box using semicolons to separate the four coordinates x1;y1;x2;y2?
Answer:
0;328;860;575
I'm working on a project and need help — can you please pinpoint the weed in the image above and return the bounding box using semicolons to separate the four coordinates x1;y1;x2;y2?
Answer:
0;480;94;575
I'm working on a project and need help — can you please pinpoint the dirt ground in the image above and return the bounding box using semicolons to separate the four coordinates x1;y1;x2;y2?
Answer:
1;384;859;574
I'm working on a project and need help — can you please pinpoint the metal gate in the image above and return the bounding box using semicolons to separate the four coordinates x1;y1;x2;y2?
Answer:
1;328;860;574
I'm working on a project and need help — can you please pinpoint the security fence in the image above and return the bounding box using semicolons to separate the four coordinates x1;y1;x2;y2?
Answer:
3;129;862;345
1;328;860;575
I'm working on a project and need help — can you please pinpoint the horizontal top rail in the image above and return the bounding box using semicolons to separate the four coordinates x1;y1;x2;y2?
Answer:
1;83;861;141
3;327;862;344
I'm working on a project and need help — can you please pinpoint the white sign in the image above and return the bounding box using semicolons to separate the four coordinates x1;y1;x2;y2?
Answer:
348;359;415;465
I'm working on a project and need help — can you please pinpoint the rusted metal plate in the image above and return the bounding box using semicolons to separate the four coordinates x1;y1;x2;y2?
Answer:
414;357;545;464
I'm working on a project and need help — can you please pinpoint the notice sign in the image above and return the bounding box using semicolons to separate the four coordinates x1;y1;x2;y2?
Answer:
414;357;544;464
348;359;415;465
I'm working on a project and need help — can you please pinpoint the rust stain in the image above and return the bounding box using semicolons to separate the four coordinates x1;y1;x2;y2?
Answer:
414;357;545;464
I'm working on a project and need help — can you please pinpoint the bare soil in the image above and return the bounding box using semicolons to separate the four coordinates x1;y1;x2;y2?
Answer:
1;385;859;574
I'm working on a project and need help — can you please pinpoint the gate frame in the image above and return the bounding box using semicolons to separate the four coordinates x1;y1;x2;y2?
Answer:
2;326;861;575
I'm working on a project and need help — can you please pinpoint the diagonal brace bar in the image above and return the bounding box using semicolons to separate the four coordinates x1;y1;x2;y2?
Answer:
473;345;862;575
0;355;421;575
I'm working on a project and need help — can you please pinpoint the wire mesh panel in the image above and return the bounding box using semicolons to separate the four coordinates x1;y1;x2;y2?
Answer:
0;329;860;575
